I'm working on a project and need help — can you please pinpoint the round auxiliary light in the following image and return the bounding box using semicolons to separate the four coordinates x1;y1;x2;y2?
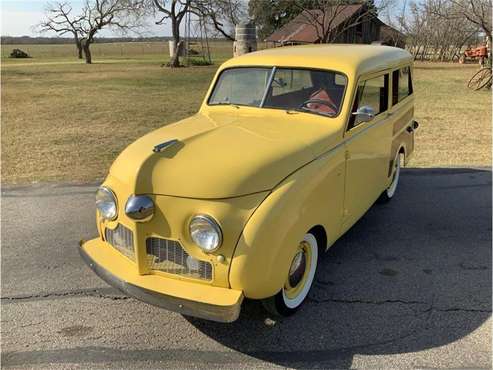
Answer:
96;186;117;220
189;215;222;253
125;195;154;221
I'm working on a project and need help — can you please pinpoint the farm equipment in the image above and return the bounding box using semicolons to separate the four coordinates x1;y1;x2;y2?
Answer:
463;42;492;90
467;67;492;90
9;49;30;58
460;45;489;65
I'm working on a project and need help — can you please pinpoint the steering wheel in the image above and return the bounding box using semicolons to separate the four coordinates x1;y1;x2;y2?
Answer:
298;98;338;113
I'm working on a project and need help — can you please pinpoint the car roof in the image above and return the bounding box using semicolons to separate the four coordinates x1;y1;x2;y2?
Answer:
221;44;413;76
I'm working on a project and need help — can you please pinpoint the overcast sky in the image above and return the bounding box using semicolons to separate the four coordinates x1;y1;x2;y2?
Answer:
1;0;404;38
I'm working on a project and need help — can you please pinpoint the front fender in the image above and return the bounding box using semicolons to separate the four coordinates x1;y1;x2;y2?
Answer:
229;148;345;299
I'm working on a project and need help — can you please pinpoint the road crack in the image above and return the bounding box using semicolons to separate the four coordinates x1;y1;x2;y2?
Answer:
307;296;491;313
308;297;428;305
1;288;130;304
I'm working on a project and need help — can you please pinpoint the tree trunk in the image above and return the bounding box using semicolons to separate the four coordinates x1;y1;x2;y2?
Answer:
76;41;83;59
169;20;181;68
82;40;92;64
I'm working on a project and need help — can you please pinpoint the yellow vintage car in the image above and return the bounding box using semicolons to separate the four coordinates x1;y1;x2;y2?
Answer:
80;44;418;322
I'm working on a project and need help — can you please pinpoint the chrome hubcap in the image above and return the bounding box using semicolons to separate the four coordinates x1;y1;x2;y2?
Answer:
288;249;306;287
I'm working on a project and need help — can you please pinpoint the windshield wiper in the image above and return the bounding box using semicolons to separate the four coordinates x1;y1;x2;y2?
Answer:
286;107;336;117
210;101;240;108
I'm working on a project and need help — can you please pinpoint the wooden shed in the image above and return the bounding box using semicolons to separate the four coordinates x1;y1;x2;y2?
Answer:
266;4;404;48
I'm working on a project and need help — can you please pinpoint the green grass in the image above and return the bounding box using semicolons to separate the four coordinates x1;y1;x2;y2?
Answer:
1;42;491;184
411;63;491;167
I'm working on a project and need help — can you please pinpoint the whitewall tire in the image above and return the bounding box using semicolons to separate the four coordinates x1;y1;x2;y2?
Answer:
379;152;402;202
262;232;319;316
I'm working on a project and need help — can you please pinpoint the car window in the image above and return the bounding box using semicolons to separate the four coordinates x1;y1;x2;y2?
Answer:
271;69;313;96
264;68;347;116
392;66;413;105
349;74;389;129
209;68;271;107
208;67;347;117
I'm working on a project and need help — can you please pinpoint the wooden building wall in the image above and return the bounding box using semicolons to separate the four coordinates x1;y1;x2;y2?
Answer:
333;13;381;44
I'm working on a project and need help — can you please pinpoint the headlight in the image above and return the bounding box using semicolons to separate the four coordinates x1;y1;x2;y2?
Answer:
96;186;117;220
189;215;222;253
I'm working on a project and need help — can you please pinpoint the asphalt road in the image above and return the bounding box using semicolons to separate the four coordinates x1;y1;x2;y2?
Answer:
1;168;492;369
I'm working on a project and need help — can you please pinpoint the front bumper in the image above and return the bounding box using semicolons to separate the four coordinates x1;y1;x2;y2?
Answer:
79;238;243;323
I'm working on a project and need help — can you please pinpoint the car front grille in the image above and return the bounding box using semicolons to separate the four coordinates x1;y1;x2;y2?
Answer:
146;237;213;281
105;223;135;261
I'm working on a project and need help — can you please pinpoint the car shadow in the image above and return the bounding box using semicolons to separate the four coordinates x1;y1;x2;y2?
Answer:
186;167;492;368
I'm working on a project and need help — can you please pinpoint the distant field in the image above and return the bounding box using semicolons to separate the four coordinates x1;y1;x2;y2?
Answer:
1;42;491;184
2;40;237;63
3;42;165;60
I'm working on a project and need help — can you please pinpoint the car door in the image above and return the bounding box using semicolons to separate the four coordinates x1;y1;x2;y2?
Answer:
390;66;415;161
342;72;392;231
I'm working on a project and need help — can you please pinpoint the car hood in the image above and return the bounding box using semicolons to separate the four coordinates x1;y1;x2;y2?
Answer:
109;110;339;199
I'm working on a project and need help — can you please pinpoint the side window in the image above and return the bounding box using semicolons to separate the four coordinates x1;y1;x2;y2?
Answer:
392;66;413;105
349;74;389;129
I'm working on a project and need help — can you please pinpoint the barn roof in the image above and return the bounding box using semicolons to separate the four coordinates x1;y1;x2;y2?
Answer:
266;4;368;44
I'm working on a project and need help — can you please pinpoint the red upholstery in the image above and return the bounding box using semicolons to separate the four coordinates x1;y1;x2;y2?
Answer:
307;88;336;114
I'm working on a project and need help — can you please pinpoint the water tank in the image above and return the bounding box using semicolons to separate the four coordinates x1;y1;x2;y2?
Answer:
169;40;186;57
234;21;257;57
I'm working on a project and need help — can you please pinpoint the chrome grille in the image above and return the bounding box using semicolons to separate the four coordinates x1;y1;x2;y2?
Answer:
105;224;135;261
146;237;213;281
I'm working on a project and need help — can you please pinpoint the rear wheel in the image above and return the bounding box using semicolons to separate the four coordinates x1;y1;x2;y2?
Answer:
262;233;319;317
379;152;402;203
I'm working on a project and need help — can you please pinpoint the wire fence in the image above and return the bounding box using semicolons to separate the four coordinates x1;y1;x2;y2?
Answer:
1;41;239;61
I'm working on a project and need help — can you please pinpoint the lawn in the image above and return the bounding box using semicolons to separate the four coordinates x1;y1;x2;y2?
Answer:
1;42;491;184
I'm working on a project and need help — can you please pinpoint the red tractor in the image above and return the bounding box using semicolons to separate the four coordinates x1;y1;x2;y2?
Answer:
460;44;489;66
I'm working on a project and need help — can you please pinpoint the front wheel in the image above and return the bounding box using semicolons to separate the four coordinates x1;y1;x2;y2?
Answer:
262;233;319;317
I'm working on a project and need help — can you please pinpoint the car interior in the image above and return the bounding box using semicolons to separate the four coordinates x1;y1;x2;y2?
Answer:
264;70;346;115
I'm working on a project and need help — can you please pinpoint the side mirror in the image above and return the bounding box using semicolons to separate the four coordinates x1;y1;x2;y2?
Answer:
352;106;375;124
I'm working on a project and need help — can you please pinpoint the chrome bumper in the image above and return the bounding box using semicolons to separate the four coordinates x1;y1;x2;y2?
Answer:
79;242;242;323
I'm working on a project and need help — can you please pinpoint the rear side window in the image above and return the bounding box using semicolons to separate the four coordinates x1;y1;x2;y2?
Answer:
348;74;389;129
392;66;413;105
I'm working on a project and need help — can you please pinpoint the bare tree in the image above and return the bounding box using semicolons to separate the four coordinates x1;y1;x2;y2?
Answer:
151;0;243;68
39;0;146;64
78;0;147;64
433;0;492;61
399;0;483;61
194;0;245;40
38;2;85;59
152;0;190;67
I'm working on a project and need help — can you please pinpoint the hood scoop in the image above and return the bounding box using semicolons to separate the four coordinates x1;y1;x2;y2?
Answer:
153;139;179;153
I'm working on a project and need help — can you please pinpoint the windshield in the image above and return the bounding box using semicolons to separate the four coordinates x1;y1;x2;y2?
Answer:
208;67;347;117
